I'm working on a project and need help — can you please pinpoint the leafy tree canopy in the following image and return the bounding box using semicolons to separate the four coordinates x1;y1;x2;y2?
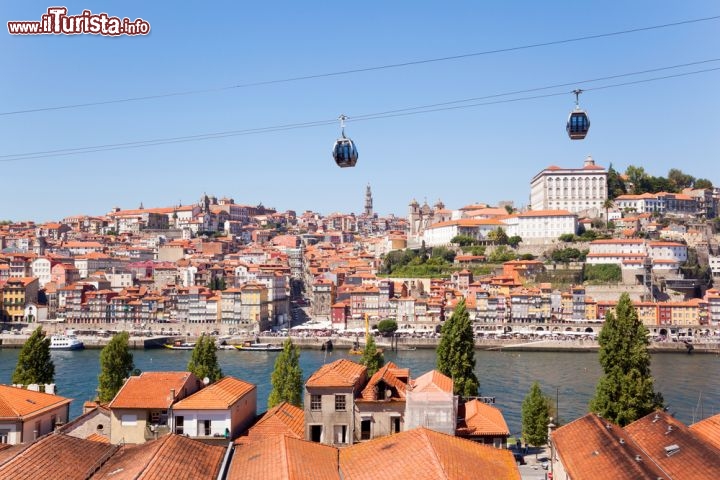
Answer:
12;327;55;386
360;335;385;377
590;293;663;426
187;335;223;383
268;338;303;408
436;299;479;397
97;332;135;403
521;382;550;449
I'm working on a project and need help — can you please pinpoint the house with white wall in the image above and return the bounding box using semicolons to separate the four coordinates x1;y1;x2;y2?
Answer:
171;376;257;440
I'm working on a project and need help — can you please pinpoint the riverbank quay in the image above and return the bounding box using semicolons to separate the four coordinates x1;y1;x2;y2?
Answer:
2;331;719;354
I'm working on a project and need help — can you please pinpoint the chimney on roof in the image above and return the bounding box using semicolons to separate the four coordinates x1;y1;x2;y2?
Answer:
584;155;595;167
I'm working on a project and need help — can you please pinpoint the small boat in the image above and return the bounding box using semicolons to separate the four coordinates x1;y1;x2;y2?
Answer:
164;340;196;350
50;330;84;351
235;340;282;352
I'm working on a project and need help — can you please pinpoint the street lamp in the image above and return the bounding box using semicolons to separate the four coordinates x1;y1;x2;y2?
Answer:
547;417;556;480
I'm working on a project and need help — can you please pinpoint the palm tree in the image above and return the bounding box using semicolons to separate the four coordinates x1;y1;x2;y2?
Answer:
602;198;614;230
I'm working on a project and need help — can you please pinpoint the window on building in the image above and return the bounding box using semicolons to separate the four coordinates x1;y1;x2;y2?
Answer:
121;414;137;426
310;425;323;443
391;416;401;434
311;394;322;411
0;430;8;444
361;419;371;440
175;416;184;435
333;425;348;444
335;394;346;411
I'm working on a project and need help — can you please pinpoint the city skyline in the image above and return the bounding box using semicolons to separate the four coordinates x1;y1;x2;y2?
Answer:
2;1;719;221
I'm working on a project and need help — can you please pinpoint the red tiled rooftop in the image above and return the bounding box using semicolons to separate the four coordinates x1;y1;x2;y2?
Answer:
552;414;666;479
228;435;339;480
235;402;305;445
109;372;197;409
173;376;255;410
0;434;118;480
690;413;720;450
411;370;453;394
0;385;72;419
339;428;520;479
306;359;367;388
457;399;510;437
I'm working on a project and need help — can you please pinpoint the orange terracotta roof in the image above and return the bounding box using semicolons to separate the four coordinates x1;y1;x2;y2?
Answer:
85;432;110;443
625;410;720;478
0;433;118;480
411;370;453;394
173;376;255;410
552;413;666;479
306;359;367;389
360;362;408;401
109;372;198;409
93;434;225;480
690;413;720;451
0;385;72;419
228;435;340;480
235;402;305;445
457;400;510;437
339;427;520;479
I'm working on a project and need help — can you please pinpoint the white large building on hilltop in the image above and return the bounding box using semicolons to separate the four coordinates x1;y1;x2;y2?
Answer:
530;156;608;218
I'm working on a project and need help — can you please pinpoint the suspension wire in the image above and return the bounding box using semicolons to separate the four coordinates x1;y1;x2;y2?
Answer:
1;66;718;162
0;14;718;117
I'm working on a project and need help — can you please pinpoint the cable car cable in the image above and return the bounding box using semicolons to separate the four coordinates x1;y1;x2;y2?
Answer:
1;65;719;162
0;15;718;117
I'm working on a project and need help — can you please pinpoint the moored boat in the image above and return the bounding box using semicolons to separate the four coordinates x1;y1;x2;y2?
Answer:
235;340;282;352
164;340;196;350
50;330;84;350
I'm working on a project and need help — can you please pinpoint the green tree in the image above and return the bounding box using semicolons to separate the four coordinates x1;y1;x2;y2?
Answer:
488;245;517;263
488;227;509;245
187;335;223;383
268;338;303;408
436;299;479;397
694;178;713;190
97;332;135;403
667;168;695;191
432;246;456;263
521;382;550;451
360;335;385;377
603;198;614;229
590;293;663;426
451;234;478;246
508;236;522;248
377;319;398;336
606;163;627;199
12;327;55;385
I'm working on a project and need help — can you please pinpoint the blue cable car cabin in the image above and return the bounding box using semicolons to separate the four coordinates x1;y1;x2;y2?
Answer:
566;109;590;140
333;136;358;168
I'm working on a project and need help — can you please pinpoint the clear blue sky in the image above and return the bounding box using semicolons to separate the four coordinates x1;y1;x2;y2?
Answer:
2;1;719;222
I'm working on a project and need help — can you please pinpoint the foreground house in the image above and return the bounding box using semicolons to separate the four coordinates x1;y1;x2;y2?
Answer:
234;401;304;444
171;376;256;439
304;359;368;445
228;427;521;479
551;411;720;479
0;384;71;445
0;424;534;479
108;372;202;444
456;399;510;447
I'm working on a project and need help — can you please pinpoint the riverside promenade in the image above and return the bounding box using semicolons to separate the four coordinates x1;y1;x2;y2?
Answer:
2;330;719;354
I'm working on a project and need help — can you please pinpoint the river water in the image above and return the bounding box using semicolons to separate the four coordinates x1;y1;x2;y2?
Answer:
1;348;718;436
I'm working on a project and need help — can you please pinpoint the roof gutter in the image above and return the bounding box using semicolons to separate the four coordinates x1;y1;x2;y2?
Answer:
216;441;234;480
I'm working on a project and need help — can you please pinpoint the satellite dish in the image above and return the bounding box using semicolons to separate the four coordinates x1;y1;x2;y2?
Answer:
203;377;210;385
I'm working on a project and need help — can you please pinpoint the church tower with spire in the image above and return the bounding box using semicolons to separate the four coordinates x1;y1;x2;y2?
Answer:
364;184;373;217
